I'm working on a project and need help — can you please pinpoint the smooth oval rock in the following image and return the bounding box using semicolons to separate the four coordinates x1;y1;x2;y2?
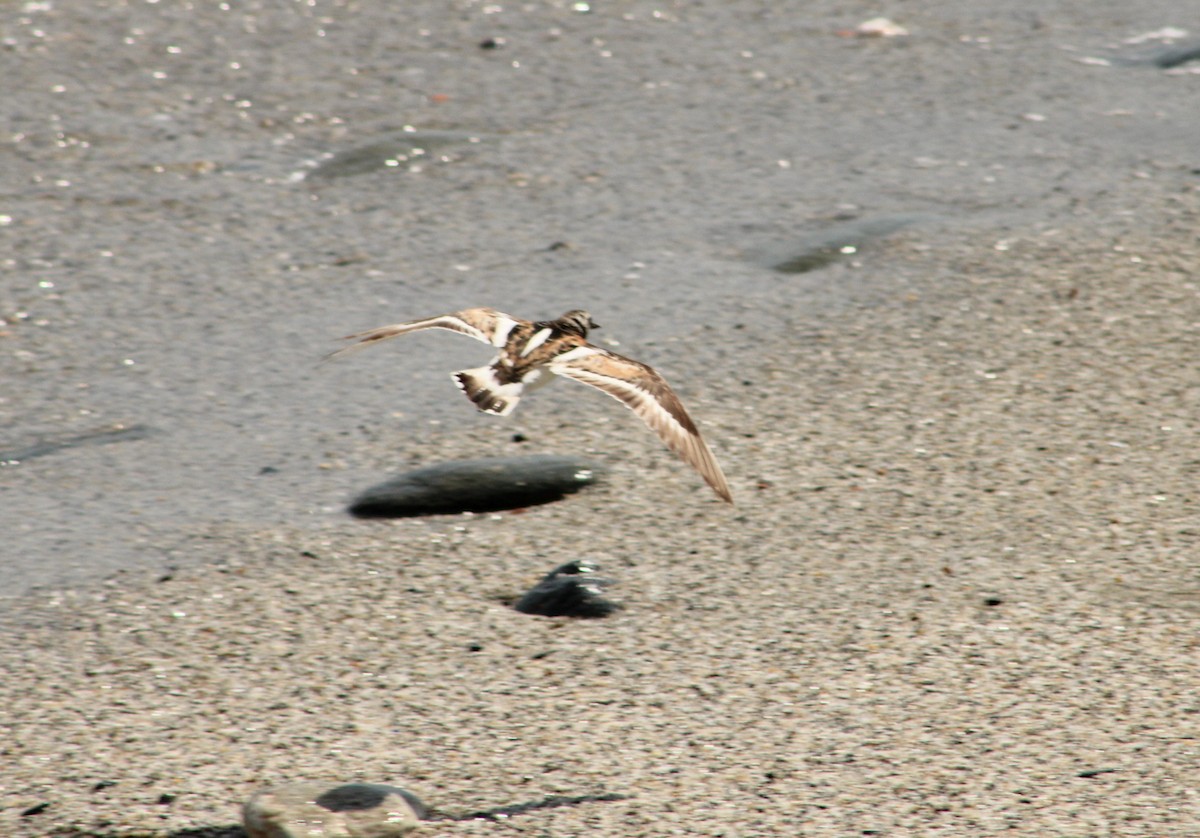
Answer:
515;560;620;618
348;455;605;518
244;781;426;838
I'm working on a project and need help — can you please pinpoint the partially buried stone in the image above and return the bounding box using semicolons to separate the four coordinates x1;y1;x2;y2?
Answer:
756;213;937;274
515;560;620;618
244;781;426;838
306;130;483;180
349;455;604;517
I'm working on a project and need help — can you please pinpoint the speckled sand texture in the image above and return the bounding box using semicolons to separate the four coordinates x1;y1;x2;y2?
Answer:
3;0;1200;835
5;223;1200;835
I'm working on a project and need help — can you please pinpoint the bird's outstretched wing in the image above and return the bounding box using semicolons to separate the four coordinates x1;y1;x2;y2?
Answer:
326;308;522;360
549;346;733;503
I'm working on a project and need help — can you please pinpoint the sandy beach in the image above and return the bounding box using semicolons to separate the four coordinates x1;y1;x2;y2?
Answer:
3;1;1199;835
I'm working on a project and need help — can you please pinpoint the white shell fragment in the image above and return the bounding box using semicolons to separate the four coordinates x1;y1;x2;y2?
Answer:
856;17;909;37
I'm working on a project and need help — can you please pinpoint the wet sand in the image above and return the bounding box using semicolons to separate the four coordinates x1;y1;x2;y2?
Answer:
3;1;1199;835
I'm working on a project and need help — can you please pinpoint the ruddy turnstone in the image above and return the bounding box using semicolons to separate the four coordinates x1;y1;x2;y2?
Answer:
330;308;733;503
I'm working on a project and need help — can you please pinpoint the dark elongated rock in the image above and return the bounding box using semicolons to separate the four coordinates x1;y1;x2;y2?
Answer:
348;455;604;518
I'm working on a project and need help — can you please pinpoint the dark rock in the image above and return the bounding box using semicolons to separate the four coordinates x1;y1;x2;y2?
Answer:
244;781;425;837
316;783;427;819
1150;41;1200;69
349;455;605;518
515;560;620;618
1078;768;1121;778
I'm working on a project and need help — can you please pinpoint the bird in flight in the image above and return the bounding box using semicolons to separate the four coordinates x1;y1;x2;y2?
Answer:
329;308;733;503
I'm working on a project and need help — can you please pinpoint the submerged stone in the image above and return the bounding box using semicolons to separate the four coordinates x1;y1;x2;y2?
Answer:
349;455;604;517
307;130;482;180
759;213;936;274
0;423;155;466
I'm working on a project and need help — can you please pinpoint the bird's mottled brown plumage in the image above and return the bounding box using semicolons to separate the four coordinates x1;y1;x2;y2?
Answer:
329;308;732;503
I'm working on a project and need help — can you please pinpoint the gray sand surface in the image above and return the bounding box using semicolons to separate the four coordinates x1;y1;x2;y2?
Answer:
3;1;1199;835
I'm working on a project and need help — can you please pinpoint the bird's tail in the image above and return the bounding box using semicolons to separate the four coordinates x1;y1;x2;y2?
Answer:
453;366;523;416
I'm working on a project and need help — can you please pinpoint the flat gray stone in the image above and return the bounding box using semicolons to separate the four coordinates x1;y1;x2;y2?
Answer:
349;455;605;518
244;781;425;838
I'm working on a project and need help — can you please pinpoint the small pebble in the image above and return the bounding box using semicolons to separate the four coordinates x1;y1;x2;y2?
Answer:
515;560;620;618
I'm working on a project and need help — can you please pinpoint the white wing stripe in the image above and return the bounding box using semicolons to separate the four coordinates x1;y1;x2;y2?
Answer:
520;327;553;357
551;345;601;363
489;315;520;347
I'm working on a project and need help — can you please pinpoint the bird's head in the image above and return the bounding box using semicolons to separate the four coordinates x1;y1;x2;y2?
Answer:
556;309;598;337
